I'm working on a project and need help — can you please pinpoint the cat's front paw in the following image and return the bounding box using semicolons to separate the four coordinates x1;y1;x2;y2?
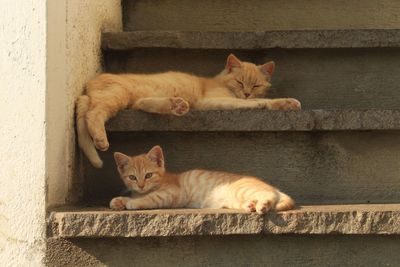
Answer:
170;97;190;116
269;98;301;111
110;197;127;210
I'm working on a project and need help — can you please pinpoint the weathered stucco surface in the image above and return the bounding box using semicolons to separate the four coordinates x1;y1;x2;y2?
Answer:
0;0;47;265
0;0;121;264
47;0;122;206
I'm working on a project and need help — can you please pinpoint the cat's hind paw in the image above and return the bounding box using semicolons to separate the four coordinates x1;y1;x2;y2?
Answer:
170;97;190;116
255;200;273;214
110;197;127;210
94;137;110;151
244;200;258;212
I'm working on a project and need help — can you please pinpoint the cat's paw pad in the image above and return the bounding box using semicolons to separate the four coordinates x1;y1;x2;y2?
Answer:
245;200;258;212
270;98;301;111
170;97;189;116
94;137;109;151
256;200;273;214
110;197;127;210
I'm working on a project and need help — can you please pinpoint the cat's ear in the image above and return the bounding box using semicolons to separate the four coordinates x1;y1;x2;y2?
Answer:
225;54;242;72
147;145;164;168
259;61;275;78
114;152;130;168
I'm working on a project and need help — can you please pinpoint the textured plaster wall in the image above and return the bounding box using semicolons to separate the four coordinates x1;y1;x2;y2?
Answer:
0;0;47;265
47;0;122;206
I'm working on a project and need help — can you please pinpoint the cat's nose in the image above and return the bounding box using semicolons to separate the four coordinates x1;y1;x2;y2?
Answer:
244;93;250;98
138;184;144;189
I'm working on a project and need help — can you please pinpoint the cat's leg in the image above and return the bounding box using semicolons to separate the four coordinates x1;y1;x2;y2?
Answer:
253;191;280;214
134;97;190;116
110;189;178;210
234;190;279;214
194;97;301;111
194;98;264;110
275;191;295;211
110;196;131;210
84;79;132;151
243;199;258;212
262;98;301;110
86;105;112;151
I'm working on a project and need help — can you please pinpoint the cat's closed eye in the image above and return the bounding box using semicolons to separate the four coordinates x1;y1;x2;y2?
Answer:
235;80;244;87
128;175;137;181
145;173;153;179
253;84;262;88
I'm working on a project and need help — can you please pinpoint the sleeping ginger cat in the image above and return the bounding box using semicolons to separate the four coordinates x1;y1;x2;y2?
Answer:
76;54;301;168
110;146;295;214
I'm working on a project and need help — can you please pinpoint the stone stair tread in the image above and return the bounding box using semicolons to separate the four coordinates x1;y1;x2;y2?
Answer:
102;29;400;50
48;204;400;238
106;109;400;132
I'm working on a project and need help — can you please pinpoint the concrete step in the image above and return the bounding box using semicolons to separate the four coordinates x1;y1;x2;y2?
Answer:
47;234;400;266
82;109;400;205
122;0;400;31
48;204;400;238
102;30;400;50
103;46;400;110
106;109;400;132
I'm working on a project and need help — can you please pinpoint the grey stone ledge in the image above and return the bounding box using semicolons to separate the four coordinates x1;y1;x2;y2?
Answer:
48;204;400;238
106;109;400;132
102;30;400;50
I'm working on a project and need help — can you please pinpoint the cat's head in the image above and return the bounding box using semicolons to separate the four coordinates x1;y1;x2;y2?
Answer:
218;54;275;99
114;146;166;193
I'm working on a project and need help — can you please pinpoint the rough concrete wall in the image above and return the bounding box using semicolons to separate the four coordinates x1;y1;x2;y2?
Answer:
46;235;400;266
47;0;122;206
0;0;47;265
124;0;400;31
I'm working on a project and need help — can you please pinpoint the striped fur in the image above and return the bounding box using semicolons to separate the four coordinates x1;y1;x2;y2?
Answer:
77;54;301;168
110;146;295;214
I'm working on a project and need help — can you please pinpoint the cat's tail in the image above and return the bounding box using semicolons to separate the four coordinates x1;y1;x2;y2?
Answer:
76;95;103;168
275;191;295;211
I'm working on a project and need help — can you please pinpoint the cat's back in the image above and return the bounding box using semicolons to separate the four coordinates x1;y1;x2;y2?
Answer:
178;170;237;194
177;170;231;208
122;71;206;99
178;169;277;208
86;71;202;89
179;169;271;192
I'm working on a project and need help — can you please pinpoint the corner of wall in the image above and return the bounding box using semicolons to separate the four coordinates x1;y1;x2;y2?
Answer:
46;0;122;207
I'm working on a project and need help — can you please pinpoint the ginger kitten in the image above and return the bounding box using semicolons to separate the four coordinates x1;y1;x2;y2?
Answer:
76;54;301;168
110;146;295;214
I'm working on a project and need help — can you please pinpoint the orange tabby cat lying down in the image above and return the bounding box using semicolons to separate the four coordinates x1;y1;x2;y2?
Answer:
110;146;295;214
77;54;301;168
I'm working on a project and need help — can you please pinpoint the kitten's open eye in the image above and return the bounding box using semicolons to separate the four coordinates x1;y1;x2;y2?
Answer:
236;80;244;87
128;175;137;181
145;173;153;179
